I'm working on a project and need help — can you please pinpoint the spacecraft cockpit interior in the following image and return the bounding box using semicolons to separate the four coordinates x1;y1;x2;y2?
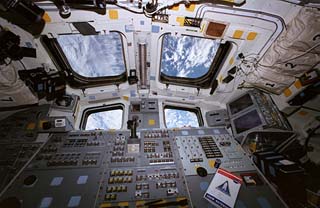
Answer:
0;0;319;207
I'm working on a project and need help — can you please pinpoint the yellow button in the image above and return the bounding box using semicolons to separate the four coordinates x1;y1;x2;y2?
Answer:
229;57;234;65
247;32;257;40
233;30;244;39
109;10;119;20
294;80;302;89
185;4;196;12
148;119;155;126
176;17;185;26
170;5;179;11
208;160;215;168
283;88;292;97
42;12;51;23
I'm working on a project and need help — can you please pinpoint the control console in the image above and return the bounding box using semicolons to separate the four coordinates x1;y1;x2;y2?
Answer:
0;127;285;208
175;128;255;176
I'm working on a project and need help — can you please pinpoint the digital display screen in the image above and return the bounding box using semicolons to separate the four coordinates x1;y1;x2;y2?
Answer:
229;94;254;115
233;110;263;134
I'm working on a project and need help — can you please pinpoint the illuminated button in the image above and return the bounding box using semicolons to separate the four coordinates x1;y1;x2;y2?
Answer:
110;194;117;200
77;176;88;185
122;185;127;192
128;177;132;183
136;184;142;190
39;197;52;208
106;187;112;193
108;178;114;184
119;177;124;183
105;194;111;200
50;177;63;186
67;196;81;207
115;186;121;192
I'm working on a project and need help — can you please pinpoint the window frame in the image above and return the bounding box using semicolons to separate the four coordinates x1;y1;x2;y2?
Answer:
159;33;231;88
80;104;124;130
41;32;127;89
163;105;204;128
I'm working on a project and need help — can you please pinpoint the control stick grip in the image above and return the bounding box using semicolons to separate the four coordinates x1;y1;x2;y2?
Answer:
127;118;138;139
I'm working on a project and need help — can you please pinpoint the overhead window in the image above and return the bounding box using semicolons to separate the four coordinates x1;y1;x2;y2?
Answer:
57;32;126;78
81;105;123;130
161;34;220;78
41;32;127;88
164;106;202;128
160;34;230;88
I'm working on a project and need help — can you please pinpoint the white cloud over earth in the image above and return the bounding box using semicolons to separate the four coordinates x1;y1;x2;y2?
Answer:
165;109;199;128
57;32;125;77
86;109;123;130
161;35;220;78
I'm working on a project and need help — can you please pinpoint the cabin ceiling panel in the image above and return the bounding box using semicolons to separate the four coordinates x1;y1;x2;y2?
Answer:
243;7;320;94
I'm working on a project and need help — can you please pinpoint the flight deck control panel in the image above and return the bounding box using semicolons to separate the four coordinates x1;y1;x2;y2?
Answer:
0;127;285;208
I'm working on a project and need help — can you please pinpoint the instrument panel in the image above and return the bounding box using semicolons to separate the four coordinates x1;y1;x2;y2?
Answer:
0;127;285;208
174;128;255;176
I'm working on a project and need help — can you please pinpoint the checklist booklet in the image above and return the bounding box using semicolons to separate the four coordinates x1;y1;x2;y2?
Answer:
204;168;242;208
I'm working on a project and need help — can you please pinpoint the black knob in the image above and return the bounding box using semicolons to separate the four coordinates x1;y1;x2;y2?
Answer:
23;175;37;186
196;167;208;177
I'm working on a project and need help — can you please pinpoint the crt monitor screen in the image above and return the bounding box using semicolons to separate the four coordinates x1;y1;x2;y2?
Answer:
229;94;254;115
233;109;263;134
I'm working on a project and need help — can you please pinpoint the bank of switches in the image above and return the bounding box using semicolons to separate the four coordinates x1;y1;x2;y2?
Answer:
108;170;133;184
143;130;170;138
37;151;102;167
144;139;175;165
103;167;182;202
198;136;223;158
110;135;135;164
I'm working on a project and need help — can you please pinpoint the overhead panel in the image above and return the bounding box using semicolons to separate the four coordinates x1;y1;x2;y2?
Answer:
203;20;228;38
